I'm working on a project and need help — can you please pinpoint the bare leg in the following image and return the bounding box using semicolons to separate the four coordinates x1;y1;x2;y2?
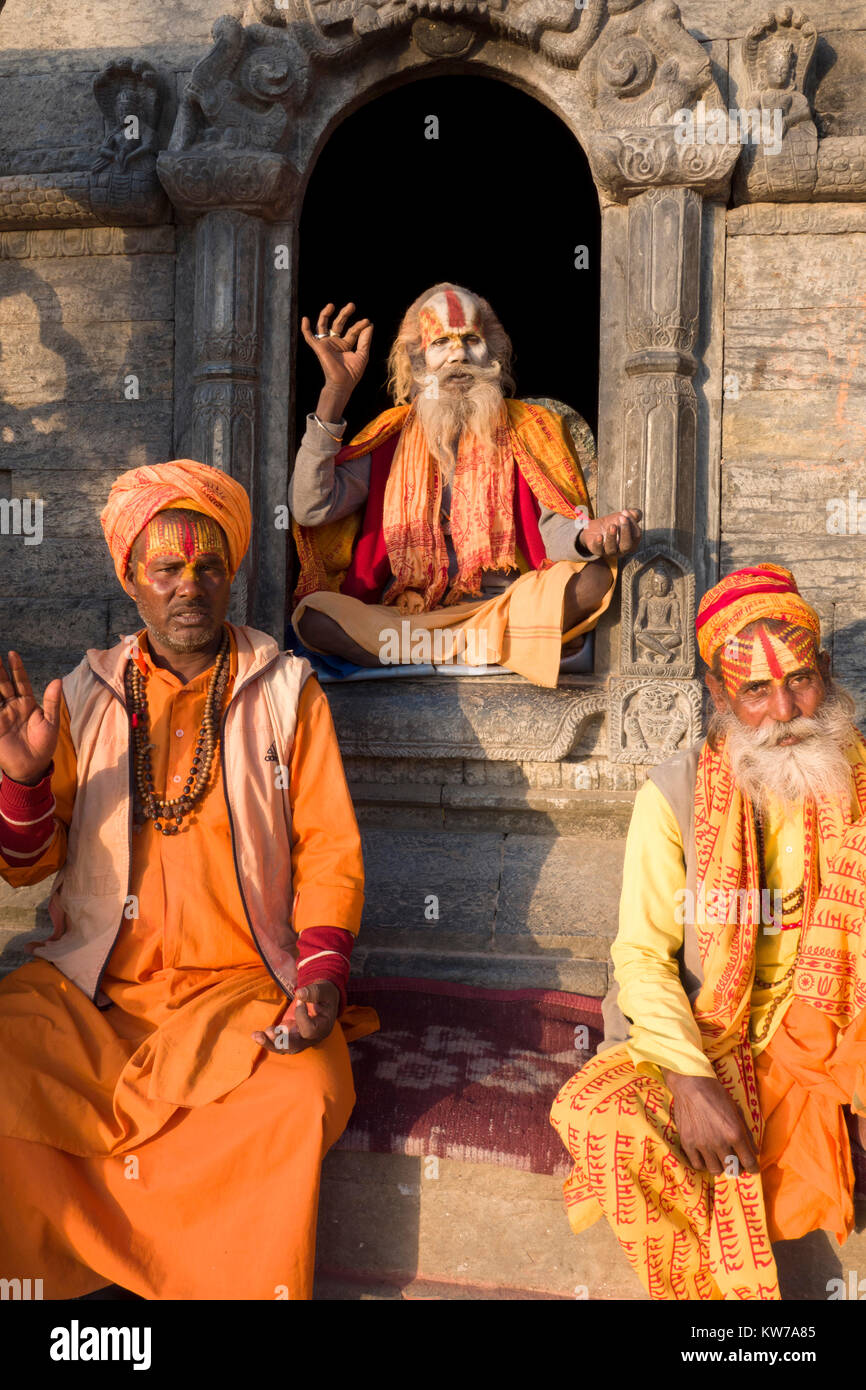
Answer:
562;560;614;633
297;610;383;668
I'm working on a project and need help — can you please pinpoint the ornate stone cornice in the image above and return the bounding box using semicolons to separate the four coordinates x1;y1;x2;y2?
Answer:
155;0;746;218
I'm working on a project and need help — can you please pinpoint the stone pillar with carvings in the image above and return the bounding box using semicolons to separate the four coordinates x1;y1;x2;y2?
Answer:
189;210;264;621
623;185;700;557
157;16;298;624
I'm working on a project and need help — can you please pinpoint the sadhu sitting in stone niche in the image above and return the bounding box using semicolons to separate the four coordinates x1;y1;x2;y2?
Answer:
288;284;642;688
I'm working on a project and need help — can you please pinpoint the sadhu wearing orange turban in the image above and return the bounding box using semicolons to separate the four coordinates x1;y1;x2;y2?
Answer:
100;457;252;585
0;457;376;1298
552;562;866;1299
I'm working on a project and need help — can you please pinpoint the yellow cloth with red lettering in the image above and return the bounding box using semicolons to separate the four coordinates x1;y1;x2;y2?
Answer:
550;732;866;1300
100;458;252;585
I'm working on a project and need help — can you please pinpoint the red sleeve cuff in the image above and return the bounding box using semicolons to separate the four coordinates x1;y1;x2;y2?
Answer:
297;927;354;1013
0;764;56;859
0;763;54;810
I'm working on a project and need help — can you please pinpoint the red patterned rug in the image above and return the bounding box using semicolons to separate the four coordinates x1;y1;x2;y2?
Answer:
341;977;866;1194
339;979;601;1176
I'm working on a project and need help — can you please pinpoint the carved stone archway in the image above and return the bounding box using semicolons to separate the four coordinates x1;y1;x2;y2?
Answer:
149;0;742;766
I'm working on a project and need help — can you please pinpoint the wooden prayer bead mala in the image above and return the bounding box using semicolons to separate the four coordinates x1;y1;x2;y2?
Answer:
125;629;231;835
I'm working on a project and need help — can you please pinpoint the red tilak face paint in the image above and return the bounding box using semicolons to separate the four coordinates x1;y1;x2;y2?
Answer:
720;621;818;697
136;512;229;585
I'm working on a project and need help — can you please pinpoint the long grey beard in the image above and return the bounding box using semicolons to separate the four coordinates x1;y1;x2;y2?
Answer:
710;686;858;813
413;361;506;475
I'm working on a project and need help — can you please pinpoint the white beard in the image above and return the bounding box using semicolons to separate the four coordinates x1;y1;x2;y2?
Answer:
710;689;857;813
413;361;505;478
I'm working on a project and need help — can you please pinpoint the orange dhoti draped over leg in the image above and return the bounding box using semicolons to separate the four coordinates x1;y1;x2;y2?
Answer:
293;556;616;691
0;967;354;1300
550;998;866;1301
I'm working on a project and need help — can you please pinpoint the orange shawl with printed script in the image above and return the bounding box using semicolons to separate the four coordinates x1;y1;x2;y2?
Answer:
797;816;866;1025
292;400;591;608
690;734;866;1121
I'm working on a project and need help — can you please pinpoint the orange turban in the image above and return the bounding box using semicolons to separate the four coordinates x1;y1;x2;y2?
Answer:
696;564;820;667
100;459;251;586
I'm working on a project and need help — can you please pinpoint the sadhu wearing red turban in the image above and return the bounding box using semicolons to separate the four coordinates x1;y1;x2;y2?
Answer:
551;563;866;1299
0;458;376;1299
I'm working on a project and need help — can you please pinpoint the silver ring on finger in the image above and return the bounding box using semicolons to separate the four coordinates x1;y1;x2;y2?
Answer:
314;332;329;340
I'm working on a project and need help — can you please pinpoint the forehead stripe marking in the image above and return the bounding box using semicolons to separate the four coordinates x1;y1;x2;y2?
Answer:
444;290;466;328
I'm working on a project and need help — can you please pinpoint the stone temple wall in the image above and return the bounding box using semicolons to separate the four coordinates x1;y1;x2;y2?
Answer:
722;203;866;712
2;0;866;991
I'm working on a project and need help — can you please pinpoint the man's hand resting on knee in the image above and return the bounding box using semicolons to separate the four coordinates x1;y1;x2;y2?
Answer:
252;982;340;1056
662;1068;759;1177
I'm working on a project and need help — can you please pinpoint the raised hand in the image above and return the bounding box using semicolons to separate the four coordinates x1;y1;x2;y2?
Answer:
662;1068;760;1177
252;980;340;1056
301;301;373;421
0;651;61;785
580;507;643;559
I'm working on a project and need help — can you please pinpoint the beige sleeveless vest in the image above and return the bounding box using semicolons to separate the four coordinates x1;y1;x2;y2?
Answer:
33;624;313;1004
600;742;706;1051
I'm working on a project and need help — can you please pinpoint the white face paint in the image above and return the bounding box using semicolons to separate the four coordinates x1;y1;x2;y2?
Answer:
424;330;490;373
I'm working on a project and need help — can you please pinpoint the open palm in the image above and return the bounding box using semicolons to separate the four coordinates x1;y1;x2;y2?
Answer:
0;651;61;784
300;301;373;396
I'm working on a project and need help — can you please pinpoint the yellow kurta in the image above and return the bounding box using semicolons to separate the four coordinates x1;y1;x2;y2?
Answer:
613;778;834;1081
551;754;866;1300
0;629;374;1299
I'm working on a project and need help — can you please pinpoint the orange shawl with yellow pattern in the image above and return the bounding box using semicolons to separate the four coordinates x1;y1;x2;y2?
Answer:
291;399;591;608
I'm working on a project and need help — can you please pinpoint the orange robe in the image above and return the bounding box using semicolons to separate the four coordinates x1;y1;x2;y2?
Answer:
0;630;372;1299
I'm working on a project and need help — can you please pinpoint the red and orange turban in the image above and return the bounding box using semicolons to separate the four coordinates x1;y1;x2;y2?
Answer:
100;459;251;587
696;564;821;674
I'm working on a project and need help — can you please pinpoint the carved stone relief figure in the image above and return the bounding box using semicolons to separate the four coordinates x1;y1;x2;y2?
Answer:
90;59;169;225
736;7;818;202
621;547;695;677
634;565;683;665
611;678;701;762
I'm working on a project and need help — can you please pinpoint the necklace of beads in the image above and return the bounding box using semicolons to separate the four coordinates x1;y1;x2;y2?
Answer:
125;629;231;835
754;809;807;919
750;804;813;1042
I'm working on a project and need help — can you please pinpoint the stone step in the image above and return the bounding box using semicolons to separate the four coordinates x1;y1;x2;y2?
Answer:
316;1150;646;1300
352;782;636;836
0;828;622;993
317;1152;866;1301
352;825;622;990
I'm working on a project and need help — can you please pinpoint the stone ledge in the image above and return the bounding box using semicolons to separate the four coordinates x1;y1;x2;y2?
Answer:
318;1153;866;1300
329;675;609;763
351;947;608;994
352;783;636;836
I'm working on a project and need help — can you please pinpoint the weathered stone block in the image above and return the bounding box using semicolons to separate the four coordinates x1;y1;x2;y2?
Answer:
0;322;173;409
496;835;624;945
0;253;174;324
0;597;108;648
354;946;608;994
359;828;502;939
0;538;116;595
317;1151;645;1299
0;400;173;469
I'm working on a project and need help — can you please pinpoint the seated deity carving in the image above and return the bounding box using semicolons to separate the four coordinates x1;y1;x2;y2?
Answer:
287;283;642;688
634;564;683;665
